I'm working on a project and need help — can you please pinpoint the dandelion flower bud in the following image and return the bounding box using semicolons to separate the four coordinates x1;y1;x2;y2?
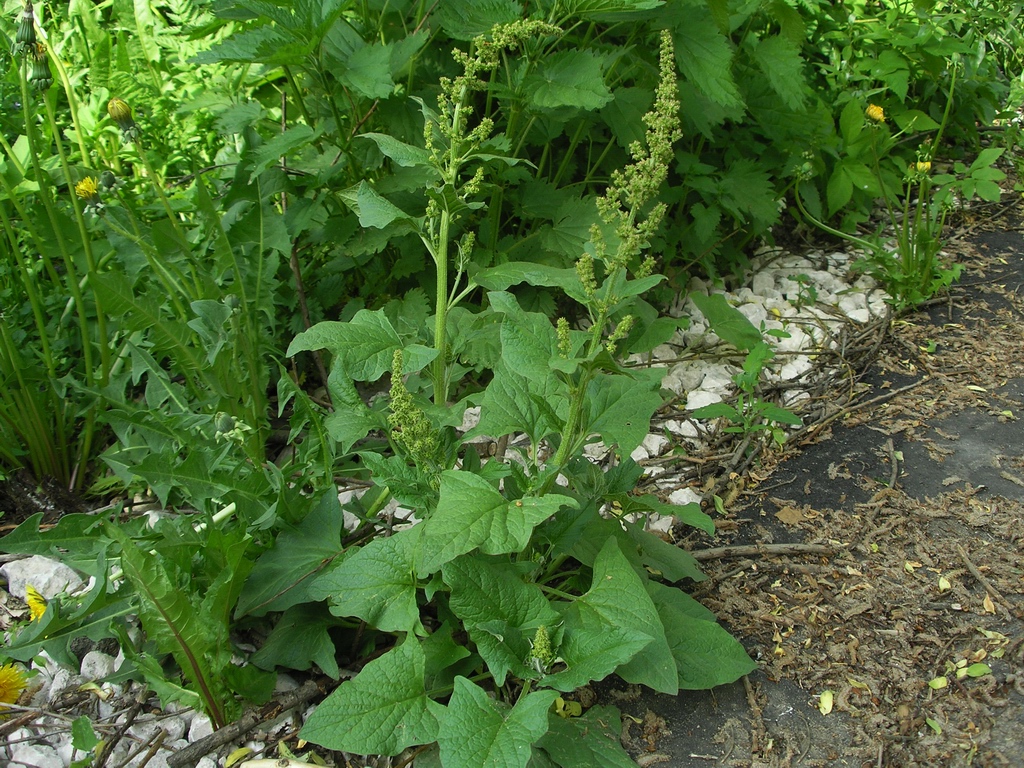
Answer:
12;2;36;57
28;43;52;91
107;97;140;141
865;104;885;123
916;160;931;173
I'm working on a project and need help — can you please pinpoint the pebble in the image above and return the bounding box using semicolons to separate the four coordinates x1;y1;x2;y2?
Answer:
1;555;85;600
80;650;116;680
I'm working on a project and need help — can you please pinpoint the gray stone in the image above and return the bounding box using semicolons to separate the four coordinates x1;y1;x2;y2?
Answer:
80;651;116;681
188;713;214;743
9;741;64;768
1;555;84;600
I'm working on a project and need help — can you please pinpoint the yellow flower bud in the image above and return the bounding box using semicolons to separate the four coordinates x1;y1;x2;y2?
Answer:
916;160;931;173
865;104;885;123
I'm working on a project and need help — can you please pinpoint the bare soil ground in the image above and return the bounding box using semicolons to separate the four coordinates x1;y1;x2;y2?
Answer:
603;205;1024;767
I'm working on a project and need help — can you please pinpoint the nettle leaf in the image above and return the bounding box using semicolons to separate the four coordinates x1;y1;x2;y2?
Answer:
339;41;395;100
648;581;757;689
236;491;347;618
418;472;576;575
488;292;559;385
690;292;762;352
584;370;664;456
571;538;677;693
539;704;636;767
748;34;807;111
309;526;423;635
560;0;664;20
525;50;613;111
444;556;560;686
249;124;317;181
437;677;558;768
673;9;743;110
338;181;415;229
435;0;523;41
600;86;654;149
716;158;780;228
300;639;442;755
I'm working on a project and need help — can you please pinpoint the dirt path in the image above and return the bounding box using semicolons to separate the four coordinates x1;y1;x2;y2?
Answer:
599;207;1024;767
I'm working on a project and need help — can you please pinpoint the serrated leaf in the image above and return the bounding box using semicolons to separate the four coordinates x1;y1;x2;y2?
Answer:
475;360;568;445
339;42;394;99
716;158;780;227
301;639;441;754
249;124;316;181
488;292;559;385
444;556;559;685
540;705;638;768
673;10;743;109
435;0;523;40
309;527;423;634
690;292;762;352
417;472;576;575
749;34;806;111
526;50;613;111
236;491;348;617
438;678;558;768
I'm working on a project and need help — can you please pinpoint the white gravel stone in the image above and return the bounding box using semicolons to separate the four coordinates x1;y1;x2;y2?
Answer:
663;419;699;439
196;758;218;768
645;515;674;535
775;327;810;354
79;651;116;681
698;364;735;394
668;487;703;507
686;390;723;410
661;363;704;395
1;555;85;600
640;433;670;458
459;406;480;431
737;301;768;329
779;356;814;381
188;713;214;743
583;442;610;461
10;741;64;768
751;271;775;296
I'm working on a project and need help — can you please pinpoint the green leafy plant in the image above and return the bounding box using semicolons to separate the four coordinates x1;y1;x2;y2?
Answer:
689;293;802;447
275;29;756;763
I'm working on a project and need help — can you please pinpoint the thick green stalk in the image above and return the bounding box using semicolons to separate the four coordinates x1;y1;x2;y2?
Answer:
432;209;451;404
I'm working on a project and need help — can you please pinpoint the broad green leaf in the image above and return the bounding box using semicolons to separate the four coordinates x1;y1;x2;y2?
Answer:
236;491;347;617
249;124;316;180
444;556;560;686
488;292;559;385
542;619;652;692
337;181;414;229
749;35;806;111
716;158;780;228
132;451;228;507
827;166;854;215
288;310;400;382
250;603;341;678
71;716;100;753
0;512;116;563
436;0;523;40
359;132;432;168
584;370;664;455
560;0;664;20
474;360;568;444
438;678;558;768
575;538;677;693
893;109;941;133
600;86;654;149
539;705;636;767
339;42;395;99
690;292;762;352
648;582;757;689
475;263;589;304
310;527;423;634
692;402;737;420
673;10;743;109
622;523;705;583
300;639;441;755
417;472;576;575
525;50;613;111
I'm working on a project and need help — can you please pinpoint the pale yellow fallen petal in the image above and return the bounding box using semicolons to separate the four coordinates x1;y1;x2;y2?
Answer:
818;689;834;715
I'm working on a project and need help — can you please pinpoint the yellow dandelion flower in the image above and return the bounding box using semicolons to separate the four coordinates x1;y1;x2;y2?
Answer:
75;176;100;201
916;160;931;173
865;104;885;123
0;663;27;712
25;584;47;621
